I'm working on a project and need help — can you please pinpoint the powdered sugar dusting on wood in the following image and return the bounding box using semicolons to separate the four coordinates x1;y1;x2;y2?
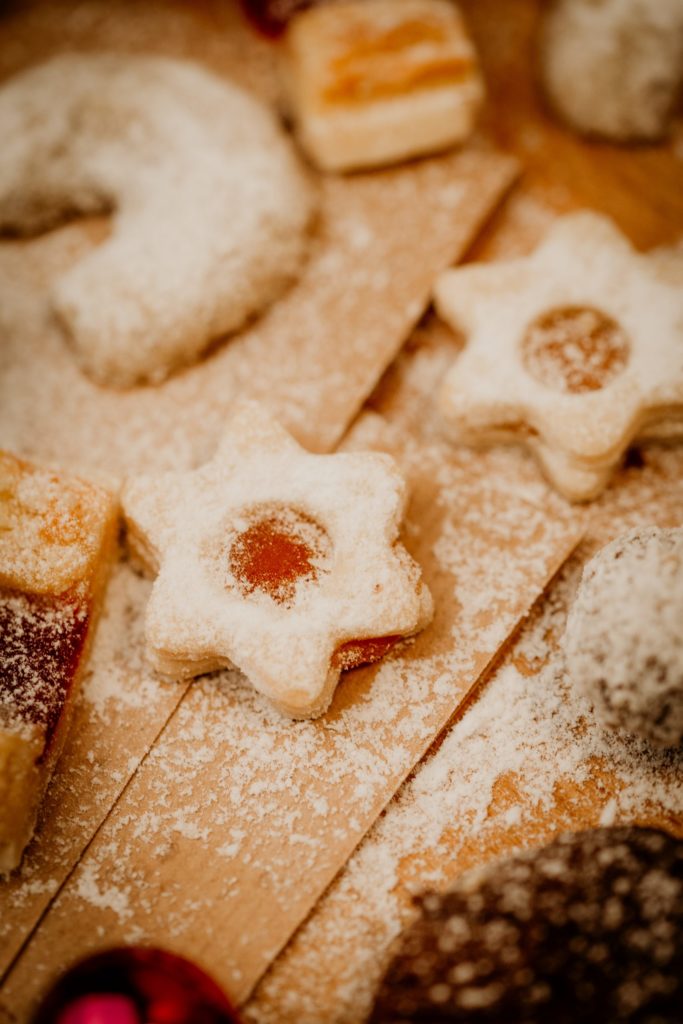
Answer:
244;402;683;1024
0;406;580;1012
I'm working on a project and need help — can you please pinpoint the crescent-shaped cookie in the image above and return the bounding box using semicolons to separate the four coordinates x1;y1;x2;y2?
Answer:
0;54;314;387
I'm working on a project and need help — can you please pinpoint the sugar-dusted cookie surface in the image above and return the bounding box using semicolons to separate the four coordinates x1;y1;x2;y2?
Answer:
0;53;314;388
0;452;116;874
434;211;683;501
563;527;683;748
539;0;683;143
370;827;683;1023
282;0;484;171
122;401;432;718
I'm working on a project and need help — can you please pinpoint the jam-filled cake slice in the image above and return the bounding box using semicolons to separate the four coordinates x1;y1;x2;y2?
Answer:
0;452;117;874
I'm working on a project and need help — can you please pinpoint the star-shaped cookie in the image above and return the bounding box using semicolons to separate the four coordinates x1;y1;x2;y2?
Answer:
434;211;683;501
122;402;432;718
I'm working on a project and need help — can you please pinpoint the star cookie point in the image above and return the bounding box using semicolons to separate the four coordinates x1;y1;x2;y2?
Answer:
122;403;432;718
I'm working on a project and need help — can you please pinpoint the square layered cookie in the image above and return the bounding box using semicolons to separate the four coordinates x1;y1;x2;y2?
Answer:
0;452;117;873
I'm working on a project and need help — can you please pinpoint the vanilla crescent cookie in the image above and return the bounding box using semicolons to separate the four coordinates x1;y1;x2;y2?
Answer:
563;527;683;748
122;402;432;719
434;211;683;501
282;0;484;172
0;54;314;387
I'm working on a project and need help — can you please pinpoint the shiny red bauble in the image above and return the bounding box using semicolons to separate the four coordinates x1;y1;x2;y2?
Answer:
33;948;243;1024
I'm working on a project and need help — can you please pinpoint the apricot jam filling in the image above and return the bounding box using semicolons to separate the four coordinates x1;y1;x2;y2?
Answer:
325;20;472;105
228;506;332;605
333;635;402;671
521;306;630;394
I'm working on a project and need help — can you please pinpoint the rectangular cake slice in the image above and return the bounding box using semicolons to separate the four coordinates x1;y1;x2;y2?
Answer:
0;451;117;874
282;0;484;171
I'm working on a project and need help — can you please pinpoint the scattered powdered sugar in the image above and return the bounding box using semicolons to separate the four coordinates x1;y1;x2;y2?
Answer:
245;534;683;1024
80;563;160;725
241;322;683;1023
75;861;135;925
0;407;579;1011
0;560;185;974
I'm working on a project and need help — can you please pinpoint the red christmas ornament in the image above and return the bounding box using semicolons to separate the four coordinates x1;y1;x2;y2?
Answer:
33;948;243;1024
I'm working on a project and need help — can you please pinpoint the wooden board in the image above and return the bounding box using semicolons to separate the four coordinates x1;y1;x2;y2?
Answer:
1;0;682;1018
241;0;683;1013
244;279;683;1024
0;3;515;1001
0;402;581;1015
245;440;683;1024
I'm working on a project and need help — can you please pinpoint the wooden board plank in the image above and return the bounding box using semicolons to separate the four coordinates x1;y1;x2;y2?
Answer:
0;412;581;1016
244;294;683;1024
245;439;683;1024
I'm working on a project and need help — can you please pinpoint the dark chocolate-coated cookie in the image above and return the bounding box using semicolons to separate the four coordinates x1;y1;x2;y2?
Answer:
370;827;683;1023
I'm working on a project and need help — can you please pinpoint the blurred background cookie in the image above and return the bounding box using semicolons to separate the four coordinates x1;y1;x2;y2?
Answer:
0;53;314;387
370;827;683;1023
539;0;683;142
281;0;484;172
563;526;683;748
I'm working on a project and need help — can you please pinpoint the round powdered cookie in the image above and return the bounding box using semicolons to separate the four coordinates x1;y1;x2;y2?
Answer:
539;0;683;142
563;527;683;748
0;54;314;387
370;826;683;1023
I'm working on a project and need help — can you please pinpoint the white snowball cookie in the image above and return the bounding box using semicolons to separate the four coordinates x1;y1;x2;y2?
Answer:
539;0;683;142
563;527;683;748
0;54;315;386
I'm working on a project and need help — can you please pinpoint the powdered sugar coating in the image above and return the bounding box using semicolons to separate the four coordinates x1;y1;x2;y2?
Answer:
0;451;114;596
370;827;683;1023
0;53;314;387
434;211;683;501
122;401;432;718
563;527;683;747
0;451;116;875
539;0;683;142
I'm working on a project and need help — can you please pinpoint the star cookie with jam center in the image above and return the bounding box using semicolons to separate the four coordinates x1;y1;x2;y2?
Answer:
122;402;432;718
434;211;683;501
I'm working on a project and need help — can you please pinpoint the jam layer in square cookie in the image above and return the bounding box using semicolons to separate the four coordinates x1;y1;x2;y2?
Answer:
0;452;117;874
